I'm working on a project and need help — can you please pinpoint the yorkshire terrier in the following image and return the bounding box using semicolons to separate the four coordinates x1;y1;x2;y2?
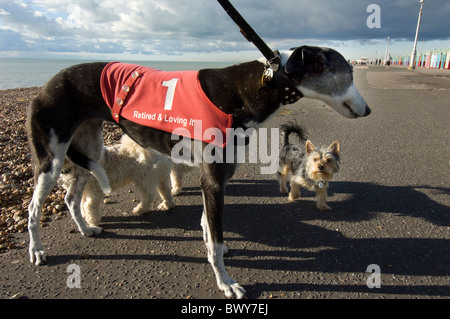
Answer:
277;122;340;211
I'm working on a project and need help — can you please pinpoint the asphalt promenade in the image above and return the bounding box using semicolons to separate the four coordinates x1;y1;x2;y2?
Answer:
0;64;449;301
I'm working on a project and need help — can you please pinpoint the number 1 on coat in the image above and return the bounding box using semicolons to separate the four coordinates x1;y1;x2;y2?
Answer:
162;78;178;110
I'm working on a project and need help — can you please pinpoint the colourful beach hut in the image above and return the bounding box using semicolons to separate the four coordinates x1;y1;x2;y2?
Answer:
444;48;450;69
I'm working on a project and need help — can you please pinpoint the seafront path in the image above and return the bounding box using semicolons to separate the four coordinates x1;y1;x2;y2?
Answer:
0;64;449;300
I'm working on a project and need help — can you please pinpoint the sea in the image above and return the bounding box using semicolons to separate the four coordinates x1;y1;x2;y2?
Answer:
0;58;235;90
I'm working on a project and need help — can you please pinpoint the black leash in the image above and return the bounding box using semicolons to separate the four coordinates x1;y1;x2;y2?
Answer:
217;0;302;104
217;0;280;71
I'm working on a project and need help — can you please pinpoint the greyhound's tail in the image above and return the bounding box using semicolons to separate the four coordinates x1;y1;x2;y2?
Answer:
66;146;111;194
280;121;307;148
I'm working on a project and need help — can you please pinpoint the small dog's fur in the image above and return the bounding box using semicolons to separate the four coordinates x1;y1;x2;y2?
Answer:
277;122;340;211
59;134;174;226
170;162;198;196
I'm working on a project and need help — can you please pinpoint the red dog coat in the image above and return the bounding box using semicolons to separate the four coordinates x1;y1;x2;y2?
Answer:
100;62;233;147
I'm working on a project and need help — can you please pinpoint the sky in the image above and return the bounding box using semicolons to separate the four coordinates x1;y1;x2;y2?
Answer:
0;0;449;62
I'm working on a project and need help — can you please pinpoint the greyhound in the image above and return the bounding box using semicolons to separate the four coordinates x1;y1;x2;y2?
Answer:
26;45;370;299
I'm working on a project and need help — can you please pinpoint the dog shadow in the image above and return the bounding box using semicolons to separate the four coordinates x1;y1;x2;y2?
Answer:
223;180;450;297
82;179;449;298
227;179;450;226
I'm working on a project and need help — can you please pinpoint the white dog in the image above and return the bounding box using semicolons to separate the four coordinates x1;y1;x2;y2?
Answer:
170;162;198;196
59;134;174;226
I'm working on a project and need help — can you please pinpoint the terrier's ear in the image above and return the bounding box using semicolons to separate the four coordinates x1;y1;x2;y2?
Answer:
305;140;316;154
327;140;340;155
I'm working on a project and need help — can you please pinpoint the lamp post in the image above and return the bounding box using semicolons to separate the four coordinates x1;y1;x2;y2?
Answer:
384;36;390;65
409;0;425;70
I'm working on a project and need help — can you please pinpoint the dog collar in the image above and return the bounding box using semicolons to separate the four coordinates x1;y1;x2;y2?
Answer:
266;69;303;105
261;51;303;105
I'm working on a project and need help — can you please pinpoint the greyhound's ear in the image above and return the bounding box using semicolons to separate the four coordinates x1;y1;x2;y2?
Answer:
284;47;305;74
284;47;327;75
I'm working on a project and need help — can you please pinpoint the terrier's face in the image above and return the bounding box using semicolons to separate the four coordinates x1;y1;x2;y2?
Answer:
304;140;340;181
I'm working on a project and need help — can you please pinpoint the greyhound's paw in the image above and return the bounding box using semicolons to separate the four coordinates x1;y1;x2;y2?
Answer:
81;226;103;237
220;280;246;299
29;247;46;266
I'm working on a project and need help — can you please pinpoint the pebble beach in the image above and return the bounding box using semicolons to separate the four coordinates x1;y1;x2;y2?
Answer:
0;87;123;252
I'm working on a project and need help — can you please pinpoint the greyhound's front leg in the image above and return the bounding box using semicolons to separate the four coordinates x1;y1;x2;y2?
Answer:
200;174;245;299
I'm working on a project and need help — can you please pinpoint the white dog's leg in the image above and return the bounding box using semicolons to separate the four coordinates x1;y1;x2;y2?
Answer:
170;169;183;196
133;182;155;214
65;167;102;236
157;179;175;210
81;191;102;226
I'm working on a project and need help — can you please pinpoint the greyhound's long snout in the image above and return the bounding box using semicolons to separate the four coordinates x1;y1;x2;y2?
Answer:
364;105;371;116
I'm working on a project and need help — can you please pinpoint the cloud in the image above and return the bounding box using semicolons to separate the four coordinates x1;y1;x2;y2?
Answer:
0;0;448;59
